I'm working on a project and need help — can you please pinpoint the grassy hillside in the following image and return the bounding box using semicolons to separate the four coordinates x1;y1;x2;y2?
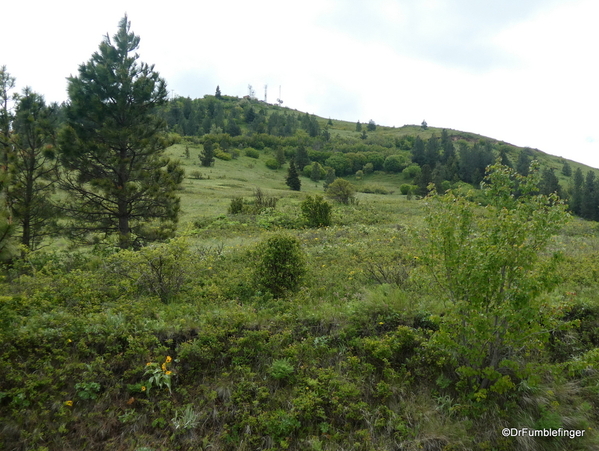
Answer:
2;98;599;450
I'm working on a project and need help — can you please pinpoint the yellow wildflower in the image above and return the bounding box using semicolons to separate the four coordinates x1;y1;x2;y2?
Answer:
65;400;73;406
166;371;173;375
141;386;146;392
161;363;167;372
165;356;172;363
146;362;152;366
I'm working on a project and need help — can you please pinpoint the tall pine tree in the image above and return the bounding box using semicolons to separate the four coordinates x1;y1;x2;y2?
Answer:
58;16;183;249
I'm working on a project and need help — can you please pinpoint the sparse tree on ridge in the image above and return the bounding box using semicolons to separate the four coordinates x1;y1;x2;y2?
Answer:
58;16;184;249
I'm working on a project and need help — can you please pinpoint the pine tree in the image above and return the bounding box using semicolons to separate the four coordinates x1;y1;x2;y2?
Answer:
539;168;561;197
561;161;572;177
58;16;184;249
570;168;584;215
356;121;362;132
8;88;59;250
199;140;215;167
215;85;222;99
516;149;532;176
367;119;376;132
286;161;301;191
323;167;336;190
295;144;310;171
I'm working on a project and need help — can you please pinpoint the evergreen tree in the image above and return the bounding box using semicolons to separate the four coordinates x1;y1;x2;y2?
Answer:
356;121;362;132
440;129;455;164
367;119;376;132
58;16;184;249
199;140;215;167
275;147;286;166
581;171;598;221
411;136;426;166
570;167;584;215
561;161;572;177
294;144;310;171
516;149;532;176
539;168;561;197
327;117;333;126
310;162;323;182
7;88;59;250
323;167;336;190
0;66;16;259
424;135;440;167
498;146;513;168
215;85;222;99
421;120;428;130
286;161;301;191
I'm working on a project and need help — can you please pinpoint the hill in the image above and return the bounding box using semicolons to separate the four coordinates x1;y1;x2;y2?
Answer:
1;94;599;450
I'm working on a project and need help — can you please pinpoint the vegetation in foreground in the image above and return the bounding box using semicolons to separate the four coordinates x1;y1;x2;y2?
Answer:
1;15;599;451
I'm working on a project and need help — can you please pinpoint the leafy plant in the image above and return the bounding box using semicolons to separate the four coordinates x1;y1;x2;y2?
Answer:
253;234;306;297
144;356;174;395
301;195;332;228
422;161;569;393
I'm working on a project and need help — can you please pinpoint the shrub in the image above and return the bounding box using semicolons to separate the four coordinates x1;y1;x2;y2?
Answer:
403;164;421;179
360;184;392;195
229;197;245;214
215;150;232;161
245;148;260;159
265;158;280;170
383;155;408;173
400;184;415;195
363;162;374;174
326;178;356;205
253;234;306;297
301;195;332;228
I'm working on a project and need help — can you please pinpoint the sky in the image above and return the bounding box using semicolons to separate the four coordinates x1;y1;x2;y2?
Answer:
2;0;598;168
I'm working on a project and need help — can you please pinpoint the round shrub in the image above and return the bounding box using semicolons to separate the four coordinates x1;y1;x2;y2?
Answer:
326;178;356;205
383;155;408;173
402;164;421;179
301;194;332;228
245;148;260;159
254;234;306;297
265;158;281;170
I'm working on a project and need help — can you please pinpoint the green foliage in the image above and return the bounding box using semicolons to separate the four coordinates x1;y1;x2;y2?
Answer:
383;155;408;173
58;16;182;249
143;356;174;395
400;184;415;195
422;161;569;393
326;178;356;205
286;161;301;191
269;358;295;381
301;195;332;228
265;158;280;170
253;234;306;297
244;147;260;159
402;164;421;179
199;141;215;167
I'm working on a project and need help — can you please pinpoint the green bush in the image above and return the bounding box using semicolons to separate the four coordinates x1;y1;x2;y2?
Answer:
383;155;408;173
229;197;245;214
301;195;332;228
215;150;232;161
326;178;356;205
245;148;260;159
400;184;415;195
265;158;280;170
402;164;421;179
253;234;306;297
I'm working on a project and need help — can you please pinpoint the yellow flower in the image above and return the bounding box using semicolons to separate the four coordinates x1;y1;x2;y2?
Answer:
165;356;172;363
161;363;167;372
67;339;72;343
166;371;173;375
146;362;152;366
141;386;146;392
65;400;73;406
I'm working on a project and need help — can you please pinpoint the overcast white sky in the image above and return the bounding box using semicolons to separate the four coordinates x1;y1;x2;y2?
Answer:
2;0;598;168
